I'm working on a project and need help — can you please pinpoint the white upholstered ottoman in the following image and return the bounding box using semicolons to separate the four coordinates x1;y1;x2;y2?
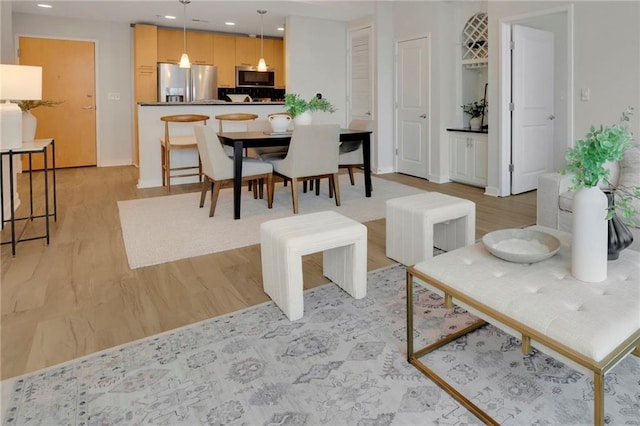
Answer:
386;192;476;265
260;211;367;321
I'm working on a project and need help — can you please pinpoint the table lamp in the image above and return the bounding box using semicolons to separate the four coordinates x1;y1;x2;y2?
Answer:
0;64;42;150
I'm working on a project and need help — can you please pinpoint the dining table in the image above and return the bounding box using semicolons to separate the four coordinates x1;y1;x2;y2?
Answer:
218;128;373;220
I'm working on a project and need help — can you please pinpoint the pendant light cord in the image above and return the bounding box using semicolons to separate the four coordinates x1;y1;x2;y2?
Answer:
183;0;187;52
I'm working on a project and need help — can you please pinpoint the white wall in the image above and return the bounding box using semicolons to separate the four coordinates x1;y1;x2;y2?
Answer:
12;13;133;167
285;15;347;127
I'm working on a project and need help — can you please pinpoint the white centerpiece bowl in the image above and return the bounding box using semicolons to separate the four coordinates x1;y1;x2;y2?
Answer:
482;228;560;263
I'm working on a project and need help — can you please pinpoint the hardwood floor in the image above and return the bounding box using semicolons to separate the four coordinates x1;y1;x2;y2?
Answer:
0;166;537;380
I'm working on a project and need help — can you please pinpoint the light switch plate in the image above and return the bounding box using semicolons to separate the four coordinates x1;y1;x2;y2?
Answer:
108;92;121;101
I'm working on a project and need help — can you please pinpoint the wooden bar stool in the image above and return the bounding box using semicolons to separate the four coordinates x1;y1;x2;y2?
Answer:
160;114;209;192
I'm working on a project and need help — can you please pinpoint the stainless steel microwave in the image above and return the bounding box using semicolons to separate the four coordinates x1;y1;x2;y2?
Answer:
235;66;275;88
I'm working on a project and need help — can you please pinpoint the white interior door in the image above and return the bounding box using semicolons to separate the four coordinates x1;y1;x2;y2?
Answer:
348;26;373;122
396;37;429;178
511;25;555;194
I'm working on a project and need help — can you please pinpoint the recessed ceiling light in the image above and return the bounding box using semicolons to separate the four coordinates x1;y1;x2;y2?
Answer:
225;22;235;26
164;15;177;20
37;4;52;8
277;27;284;31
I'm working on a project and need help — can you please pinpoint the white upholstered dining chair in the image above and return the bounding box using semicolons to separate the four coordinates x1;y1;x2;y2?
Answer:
265;124;341;214
194;124;273;217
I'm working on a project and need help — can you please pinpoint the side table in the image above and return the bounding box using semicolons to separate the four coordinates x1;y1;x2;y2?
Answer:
0;138;57;255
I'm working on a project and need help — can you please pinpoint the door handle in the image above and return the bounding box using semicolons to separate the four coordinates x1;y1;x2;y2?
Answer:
365;112;371;116
82;106;94;110
419;114;427;119
548;114;555;120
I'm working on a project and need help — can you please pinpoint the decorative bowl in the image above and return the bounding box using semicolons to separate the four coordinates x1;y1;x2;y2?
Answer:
481;228;560;263
227;94;250;103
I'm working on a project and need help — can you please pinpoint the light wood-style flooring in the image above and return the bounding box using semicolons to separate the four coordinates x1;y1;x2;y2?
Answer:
1;166;536;380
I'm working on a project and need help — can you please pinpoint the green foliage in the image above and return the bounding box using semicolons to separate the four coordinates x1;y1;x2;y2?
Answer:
284;93;336;117
461;99;486;118
563;106;639;222
13;99;64;111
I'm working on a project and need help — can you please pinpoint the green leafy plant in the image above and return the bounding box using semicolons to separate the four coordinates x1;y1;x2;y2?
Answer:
284;93;336;117
14;99;64;111
563;106;639;222
461;99;486;118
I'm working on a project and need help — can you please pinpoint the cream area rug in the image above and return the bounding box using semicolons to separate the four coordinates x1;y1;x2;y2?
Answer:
118;175;424;269
3;265;639;425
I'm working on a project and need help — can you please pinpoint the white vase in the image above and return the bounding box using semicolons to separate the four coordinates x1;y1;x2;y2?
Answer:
22;110;37;142
571;186;608;282
268;114;292;133
294;111;312;126
469;116;482;131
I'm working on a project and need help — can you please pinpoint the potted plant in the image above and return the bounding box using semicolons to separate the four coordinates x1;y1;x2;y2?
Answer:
461;99;486;130
284;93;336;126
562;107;638;280
13;99;64;142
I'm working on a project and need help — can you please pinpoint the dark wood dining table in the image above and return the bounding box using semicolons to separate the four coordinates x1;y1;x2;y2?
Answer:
218;129;373;219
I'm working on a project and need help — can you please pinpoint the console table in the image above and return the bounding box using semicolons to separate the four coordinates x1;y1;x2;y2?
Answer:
1;138;57;255
406;226;640;425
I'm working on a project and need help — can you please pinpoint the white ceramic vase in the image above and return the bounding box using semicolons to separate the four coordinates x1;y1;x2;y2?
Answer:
469;116;482;131
293;111;312;126
22;110;37;142
268;114;291;133
571;186;608;282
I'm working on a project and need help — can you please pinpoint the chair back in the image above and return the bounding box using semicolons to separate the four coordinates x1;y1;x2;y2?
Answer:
215;113;259;133
247;119;272;132
194;124;234;180
161;114;209;141
280;124;340;177
340;119;373;153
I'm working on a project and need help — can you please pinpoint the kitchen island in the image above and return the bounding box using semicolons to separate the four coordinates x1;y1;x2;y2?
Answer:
137;101;286;189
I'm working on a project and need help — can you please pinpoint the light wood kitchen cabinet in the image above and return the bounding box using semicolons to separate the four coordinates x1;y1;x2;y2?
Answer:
133;24;158;165
235;36;258;67
213;34;236;88
187;31;214;64
272;38;285;88
449;132;487;187
157;28;183;63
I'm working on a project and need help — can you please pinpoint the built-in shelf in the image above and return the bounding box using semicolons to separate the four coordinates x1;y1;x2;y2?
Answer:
462;12;488;69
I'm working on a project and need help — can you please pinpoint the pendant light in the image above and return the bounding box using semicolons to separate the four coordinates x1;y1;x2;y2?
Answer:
179;0;191;68
257;10;267;72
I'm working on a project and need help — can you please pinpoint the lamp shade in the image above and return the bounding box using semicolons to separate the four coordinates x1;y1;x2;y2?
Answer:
0;64;42;101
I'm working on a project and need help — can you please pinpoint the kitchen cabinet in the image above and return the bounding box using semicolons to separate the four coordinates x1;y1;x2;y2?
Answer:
235;36;258;67
272;39;285;88
213;34;236;88
449;132;487;187
187;31;214;65
157;28;184;63
133;24;158;165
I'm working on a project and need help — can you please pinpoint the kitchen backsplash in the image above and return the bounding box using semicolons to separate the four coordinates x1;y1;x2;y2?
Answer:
218;87;286;102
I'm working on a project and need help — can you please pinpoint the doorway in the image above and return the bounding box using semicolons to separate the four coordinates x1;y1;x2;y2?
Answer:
498;5;573;196
395;36;430;179
19;36;97;169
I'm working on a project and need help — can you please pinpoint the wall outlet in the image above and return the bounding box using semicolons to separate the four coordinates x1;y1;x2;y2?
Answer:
580;88;590;102
108;92;121;101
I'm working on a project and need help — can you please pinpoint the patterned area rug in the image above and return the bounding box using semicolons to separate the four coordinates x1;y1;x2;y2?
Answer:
2;265;639;425
117;174;423;269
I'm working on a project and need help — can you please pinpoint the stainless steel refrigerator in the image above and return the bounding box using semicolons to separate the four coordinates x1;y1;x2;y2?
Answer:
157;63;218;102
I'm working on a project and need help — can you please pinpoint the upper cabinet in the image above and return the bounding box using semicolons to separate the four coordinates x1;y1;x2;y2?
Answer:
272;39;285;88
187;31;214;65
235;36;258;67
213;34;236;88
157;28;183;63
462;12;488;69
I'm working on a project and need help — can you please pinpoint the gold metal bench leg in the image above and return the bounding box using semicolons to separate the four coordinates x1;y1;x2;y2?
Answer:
594;372;604;426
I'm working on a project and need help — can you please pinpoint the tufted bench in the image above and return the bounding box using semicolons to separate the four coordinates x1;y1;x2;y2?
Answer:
386;192;476;265
406;226;640;425
260;211;367;321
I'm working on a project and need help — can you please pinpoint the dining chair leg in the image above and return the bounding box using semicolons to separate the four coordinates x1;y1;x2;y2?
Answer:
290;177;299;214
328;178;333;198
348;167;355;185
332;173;341;206
302;181;308;193
161;144;166;187
252;180;259;199
199;180;209;208
209;181;222;217
266;174;274;208
166;147;172;192
258;179;264;199
315;178;320;196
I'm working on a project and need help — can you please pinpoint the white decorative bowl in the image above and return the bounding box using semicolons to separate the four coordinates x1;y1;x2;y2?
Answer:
227;94;249;103
482;228;560;263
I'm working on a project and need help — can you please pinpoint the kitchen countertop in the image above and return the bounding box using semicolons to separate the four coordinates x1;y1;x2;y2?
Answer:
139;101;285;106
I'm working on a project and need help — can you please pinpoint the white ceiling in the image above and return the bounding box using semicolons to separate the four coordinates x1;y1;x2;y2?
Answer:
10;0;377;38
